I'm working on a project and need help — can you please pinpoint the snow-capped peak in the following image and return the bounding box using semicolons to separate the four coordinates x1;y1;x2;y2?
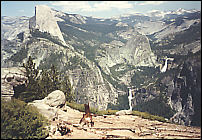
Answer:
146;10;169;18
176;8;188;15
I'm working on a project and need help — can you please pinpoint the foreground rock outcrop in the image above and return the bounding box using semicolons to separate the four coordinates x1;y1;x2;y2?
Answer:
115;109;133;116
28;90;68;120
43;90;66;107
45;105;201;139
1;67;27;100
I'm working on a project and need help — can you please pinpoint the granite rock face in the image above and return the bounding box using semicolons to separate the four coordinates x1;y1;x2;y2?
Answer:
131;53;201;126
44;90;66;107
120;34;157;66
28;90;68;120
66;60;119;110
29;99;58;119
29;5;66;45
1;67;27;100
96;31;158;75
115;110;133;116
169;56;201;126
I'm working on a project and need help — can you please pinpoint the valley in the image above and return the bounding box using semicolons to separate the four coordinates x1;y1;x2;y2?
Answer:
1;5;201;128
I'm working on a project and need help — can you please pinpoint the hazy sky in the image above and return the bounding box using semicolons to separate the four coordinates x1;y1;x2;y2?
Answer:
1;1;201;18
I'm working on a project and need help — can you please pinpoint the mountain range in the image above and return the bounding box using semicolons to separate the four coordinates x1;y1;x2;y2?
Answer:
1;5;201;127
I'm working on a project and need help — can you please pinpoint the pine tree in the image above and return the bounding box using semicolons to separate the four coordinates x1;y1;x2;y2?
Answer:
61;75;74;102
50;65;60;91
18;56;42;102
39;69;52;98
15;56;74;102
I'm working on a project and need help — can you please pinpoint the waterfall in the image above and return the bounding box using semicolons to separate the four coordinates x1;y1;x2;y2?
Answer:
160;57;174;73
160;58;168;73
115;87;134;115
128;88;133;111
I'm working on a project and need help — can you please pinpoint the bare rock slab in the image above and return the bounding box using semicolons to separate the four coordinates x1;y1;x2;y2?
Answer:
43;90;66;107
115;110;133;116
28;90;66;120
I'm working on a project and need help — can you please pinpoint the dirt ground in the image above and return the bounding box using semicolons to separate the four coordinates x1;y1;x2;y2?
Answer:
46;105;201;139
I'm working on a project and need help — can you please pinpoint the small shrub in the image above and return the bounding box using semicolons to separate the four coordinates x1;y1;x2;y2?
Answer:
1;98;49;139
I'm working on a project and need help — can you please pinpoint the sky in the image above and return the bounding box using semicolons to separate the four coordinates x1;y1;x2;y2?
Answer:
1;1;201;18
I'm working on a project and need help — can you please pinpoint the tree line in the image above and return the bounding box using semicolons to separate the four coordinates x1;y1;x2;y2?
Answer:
14;56;74;103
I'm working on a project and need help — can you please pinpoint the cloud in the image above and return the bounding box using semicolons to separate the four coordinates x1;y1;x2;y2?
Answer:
50;1;133;13
18;10;25;12
138;1;166;6
50;1;91;12
93;1;133;11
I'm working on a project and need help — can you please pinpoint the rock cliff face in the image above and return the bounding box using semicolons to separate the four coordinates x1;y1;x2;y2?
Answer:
5;36;119;110
168;54;201;126
96;32;158;75
29;5;66;45
1;67;27;100
66;66;118;110
131;51;201;126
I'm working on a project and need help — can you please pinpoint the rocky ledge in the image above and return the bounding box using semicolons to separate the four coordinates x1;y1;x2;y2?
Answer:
33;91;199;139
46;105;201;139
1;67;27;100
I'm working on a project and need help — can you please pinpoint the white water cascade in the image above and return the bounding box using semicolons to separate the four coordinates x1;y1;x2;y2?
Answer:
128;88;133;111
115;87;134;115
160;58;168;73
160;57;174;73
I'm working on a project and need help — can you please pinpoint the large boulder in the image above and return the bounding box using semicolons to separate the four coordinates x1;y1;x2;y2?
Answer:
29;99;58;119
44;90;66;107
115;110;133;116
28;90;67;120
